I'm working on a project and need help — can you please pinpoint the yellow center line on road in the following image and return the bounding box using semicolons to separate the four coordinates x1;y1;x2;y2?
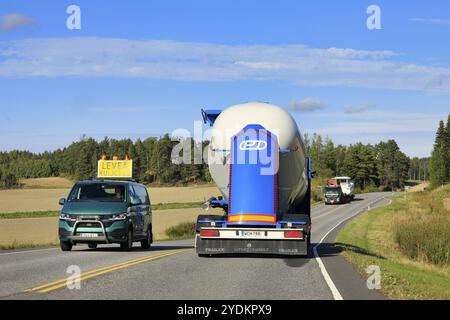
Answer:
312;203;349;222
24;248;192;294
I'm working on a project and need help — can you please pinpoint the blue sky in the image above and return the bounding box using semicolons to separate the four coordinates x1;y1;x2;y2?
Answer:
0;0;449;157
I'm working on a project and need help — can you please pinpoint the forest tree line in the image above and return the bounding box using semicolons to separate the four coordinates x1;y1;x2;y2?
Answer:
304;134;412;191
0;132;427;190
429;115;450;187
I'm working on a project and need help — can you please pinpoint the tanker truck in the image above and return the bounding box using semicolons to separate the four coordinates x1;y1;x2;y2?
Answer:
195;102;312;256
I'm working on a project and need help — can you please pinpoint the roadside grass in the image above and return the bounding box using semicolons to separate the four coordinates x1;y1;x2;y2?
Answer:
165;221;196;240
394;186;450;266
152;202;203;211
0;202;204;219
0;210;59;219
336;186;450;299
0;240;58;250
19;177;74;189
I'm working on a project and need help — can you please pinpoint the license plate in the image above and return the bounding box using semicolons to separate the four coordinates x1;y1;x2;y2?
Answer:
239;231;262;237
79;233;98;238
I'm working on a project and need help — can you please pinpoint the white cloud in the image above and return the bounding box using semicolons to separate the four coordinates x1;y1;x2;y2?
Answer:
289;98;325;112
0;37;450;93
344;103;375;114
0;14;35;31
303;111;444;135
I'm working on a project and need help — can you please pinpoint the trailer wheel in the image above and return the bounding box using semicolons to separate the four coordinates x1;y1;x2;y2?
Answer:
88;243;97;249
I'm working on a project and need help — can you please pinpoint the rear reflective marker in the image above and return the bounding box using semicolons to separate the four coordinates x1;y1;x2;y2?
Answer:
200;229;220;237
284;230;303;239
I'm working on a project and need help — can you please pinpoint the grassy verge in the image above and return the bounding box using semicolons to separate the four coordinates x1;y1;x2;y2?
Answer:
336;186;450;299
0;202;204;219
0;210;59;219
152;202;203;210
165;221;196;240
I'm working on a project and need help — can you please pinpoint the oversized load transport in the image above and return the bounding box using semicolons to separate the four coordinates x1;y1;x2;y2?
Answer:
333;176;354;200
324;177;354;204
196;102;312;256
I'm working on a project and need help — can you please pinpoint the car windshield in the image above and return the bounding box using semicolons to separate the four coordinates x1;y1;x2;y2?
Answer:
325;187;340;195
68;183;126;202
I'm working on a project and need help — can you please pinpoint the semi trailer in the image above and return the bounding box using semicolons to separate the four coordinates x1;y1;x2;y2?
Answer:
195;102;312;256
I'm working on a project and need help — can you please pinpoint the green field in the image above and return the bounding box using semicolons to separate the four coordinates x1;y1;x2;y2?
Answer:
336;185;450;299
0;202;204;220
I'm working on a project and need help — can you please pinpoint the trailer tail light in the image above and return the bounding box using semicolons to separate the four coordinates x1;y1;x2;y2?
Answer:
200;229;220;237
284;230;304;239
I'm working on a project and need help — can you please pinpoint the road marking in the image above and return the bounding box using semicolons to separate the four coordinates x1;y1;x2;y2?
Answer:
0;247;58;257
25;248;191;293
314;196;389;301
312;204;349;222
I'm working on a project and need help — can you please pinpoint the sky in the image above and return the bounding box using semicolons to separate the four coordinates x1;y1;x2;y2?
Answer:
0;0;449;157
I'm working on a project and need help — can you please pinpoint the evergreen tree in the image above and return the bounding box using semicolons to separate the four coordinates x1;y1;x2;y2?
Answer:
445;115;450;181
430;120;448;186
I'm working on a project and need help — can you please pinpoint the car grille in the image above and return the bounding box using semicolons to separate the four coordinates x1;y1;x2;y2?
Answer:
66;215;116;228
77;222;101;228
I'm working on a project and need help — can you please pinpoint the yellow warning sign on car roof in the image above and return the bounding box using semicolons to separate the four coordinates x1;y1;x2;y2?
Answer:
97;160;133;178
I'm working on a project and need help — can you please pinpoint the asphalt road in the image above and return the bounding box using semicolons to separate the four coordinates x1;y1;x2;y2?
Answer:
0;192;392;300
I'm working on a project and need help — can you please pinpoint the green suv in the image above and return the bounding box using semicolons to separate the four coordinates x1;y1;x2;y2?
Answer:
58;180;152;251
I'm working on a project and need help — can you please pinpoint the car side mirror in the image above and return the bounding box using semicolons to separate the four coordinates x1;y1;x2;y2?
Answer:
59;198;66;206
130;196;142;206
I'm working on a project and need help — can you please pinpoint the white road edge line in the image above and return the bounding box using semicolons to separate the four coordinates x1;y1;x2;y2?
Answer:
313;195;389;301
0;239;193;257
0;247;58;257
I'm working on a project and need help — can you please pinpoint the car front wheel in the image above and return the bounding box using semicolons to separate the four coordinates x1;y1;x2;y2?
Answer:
60;241;73;251
120;228;133;251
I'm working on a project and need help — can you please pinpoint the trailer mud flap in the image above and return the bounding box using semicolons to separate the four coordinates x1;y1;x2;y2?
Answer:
196;236;308;256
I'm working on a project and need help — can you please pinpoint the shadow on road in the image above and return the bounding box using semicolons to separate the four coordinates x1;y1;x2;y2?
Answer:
283;242;385;267
317;242;385;259
77;244;193;253
191;242;384;269
197;249;315;268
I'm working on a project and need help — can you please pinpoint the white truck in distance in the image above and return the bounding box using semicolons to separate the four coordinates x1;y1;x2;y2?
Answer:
333;176;355;200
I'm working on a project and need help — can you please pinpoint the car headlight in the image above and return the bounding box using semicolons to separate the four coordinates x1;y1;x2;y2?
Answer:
59;213;72;220
112;213;128;221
